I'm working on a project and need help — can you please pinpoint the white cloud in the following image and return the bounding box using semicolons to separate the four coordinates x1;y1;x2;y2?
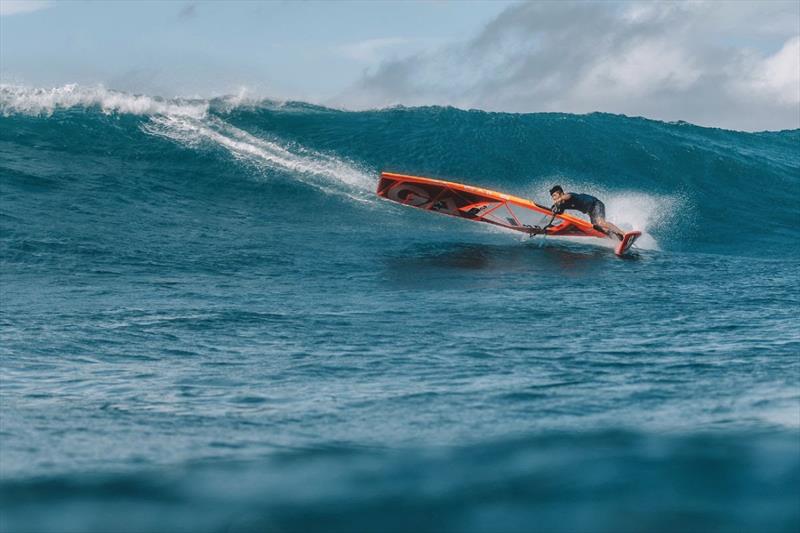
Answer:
334;1;800;131
0;0;52;17
337;38;413;63
576;39;701;98
731;36;800;106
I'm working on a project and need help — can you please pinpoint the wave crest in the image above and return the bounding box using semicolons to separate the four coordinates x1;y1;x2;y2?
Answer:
0;84;208;118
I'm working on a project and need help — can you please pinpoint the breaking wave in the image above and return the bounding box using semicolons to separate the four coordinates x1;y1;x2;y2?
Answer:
2;84;798;255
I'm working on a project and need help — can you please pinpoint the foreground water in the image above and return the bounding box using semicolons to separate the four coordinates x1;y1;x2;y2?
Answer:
1;86;799;532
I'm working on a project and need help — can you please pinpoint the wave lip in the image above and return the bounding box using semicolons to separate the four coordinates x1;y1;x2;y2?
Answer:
0;84;209;118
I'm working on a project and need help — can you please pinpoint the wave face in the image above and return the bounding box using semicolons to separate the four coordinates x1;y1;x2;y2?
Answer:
2;86;799;533
2;85;798;256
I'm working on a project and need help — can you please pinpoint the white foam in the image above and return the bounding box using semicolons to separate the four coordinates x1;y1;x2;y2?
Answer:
0;84;208;118
142;114;374;199
603;192;684;251
205;88;294;115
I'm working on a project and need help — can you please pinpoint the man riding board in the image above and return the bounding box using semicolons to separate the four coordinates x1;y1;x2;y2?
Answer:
549;185;624;241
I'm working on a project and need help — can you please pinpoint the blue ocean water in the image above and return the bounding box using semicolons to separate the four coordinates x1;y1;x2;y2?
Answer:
1;86;799;532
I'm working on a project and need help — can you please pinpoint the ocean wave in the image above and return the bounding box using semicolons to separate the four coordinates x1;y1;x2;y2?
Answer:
2;84;798;255
2;430;798;533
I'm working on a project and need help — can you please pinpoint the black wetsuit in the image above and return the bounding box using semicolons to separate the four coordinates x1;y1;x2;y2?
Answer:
558;193;605;224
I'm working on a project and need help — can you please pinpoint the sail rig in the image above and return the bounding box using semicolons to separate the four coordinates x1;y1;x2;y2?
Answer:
377;172;608;239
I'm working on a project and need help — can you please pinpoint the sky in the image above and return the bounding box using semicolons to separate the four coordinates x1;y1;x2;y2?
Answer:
1;0;798;131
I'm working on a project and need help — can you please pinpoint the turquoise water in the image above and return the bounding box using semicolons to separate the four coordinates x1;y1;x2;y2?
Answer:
1;87;799;532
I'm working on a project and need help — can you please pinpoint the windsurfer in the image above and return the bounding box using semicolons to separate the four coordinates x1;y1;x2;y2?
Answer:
549;185;624;241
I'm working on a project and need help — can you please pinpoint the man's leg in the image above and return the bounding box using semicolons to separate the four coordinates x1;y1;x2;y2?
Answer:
598;219;625;240
590;202;624;240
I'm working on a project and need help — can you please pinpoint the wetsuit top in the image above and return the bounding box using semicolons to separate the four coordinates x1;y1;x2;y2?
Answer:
561;193;598;214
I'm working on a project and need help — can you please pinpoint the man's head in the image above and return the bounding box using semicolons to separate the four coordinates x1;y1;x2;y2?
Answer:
549;185;565;202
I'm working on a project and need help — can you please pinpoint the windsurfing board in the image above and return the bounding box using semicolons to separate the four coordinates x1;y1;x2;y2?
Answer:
377;172;606;239
615;231;641;256
377;172;637;255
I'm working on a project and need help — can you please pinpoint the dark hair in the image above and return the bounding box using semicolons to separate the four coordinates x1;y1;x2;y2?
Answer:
549;185;564;195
